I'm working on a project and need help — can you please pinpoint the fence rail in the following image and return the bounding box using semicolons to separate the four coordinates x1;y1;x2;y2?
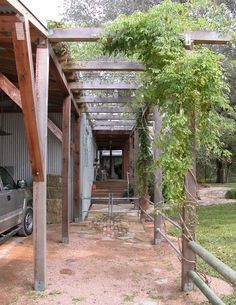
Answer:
140;202;236;305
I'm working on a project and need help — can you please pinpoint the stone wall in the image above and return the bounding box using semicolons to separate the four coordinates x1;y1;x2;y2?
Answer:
47;174;62;224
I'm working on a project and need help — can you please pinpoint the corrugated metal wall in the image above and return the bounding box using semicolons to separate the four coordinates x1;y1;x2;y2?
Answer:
79;113;96;220
0;113;62;184
0;112;96;222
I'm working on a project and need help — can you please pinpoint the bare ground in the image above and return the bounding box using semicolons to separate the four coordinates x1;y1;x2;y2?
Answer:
198;185;236;206
0;203;233;305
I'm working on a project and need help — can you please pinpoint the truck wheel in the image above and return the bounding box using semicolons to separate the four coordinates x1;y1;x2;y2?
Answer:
18;207;33;236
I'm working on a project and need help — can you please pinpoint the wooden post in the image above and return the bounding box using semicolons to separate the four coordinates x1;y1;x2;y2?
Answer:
34;42;49;291
153;107;163;245
181;115;197;291
12;18;44;181
129;135;134;181
73;115;81;222
109;147;112;179
62;96;71;244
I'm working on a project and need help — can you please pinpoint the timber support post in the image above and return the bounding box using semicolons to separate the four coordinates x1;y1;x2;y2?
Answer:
153;107;163;245
73;114;81;222
62;96;71;243
181;115;197;291
33;42;49;291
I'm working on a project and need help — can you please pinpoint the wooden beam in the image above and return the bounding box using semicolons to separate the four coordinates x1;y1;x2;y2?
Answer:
86;107;133;113
48;27;104;42
89;114;135;120
47;118;62;142
94;130;131;136
0;15;19;32
0;72;21;107
48;27;231;45
77;96;135;104
63;61;144;71
182;30;232;45
69;81;139;91
93;126;133;131
61;96;71;244
93;121;135;126
12;18;44;181
0;73;63;142
5;0;48;37
49;45;80;117
33;43;49;291
73;115;81;221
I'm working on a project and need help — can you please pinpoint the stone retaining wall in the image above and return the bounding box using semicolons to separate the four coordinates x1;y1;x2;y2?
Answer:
47;174;62;224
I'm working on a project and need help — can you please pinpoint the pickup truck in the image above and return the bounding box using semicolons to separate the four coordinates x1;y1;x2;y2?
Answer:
0;166;33;244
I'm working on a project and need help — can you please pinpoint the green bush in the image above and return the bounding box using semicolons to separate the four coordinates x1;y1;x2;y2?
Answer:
225;189;236;199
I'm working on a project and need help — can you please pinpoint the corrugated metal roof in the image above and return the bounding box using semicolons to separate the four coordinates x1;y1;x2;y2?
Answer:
0;3;17;15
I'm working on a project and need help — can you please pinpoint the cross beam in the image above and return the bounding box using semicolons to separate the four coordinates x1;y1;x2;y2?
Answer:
0;72;63;143
77;96;135;104
70;81;139;91
86;107;133;113
63;61;145;71
49;28;231;45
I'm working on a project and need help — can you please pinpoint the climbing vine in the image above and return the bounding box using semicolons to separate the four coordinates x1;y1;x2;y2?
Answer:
101;0;235;205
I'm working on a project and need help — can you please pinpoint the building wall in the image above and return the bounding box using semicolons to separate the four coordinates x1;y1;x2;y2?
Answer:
79;113;96;221
0;113;62;184
0;112;95;222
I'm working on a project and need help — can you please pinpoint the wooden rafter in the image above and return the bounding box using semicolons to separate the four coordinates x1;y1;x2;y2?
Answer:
0;72;63;142
49;28;231;45
70;81;139;91
48;27;103;42
77;96;135;104
93;126;133;131
93;120;135;126
86;107;133;113
90;114;135;120
63;61;145;71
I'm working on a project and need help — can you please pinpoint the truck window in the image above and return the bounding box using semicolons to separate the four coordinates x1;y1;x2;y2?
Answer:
0;167;16;190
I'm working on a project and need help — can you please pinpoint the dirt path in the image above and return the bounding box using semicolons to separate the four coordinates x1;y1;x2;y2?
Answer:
198;186;236;205
0;204;233;305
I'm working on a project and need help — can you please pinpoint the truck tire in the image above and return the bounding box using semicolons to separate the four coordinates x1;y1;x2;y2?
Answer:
18;207;33;236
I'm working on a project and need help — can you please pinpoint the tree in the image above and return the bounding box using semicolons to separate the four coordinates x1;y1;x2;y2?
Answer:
62;0;161;26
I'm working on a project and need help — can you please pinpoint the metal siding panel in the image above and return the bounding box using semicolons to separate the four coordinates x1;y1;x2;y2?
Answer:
0;113;62;185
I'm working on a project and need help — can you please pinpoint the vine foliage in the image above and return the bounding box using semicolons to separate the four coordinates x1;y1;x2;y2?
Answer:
101;0;234;205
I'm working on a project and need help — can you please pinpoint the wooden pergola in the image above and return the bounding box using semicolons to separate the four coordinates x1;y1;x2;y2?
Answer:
0;0;232;292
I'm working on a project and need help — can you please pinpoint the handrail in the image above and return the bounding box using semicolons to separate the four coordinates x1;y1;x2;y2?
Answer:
146;198;181;230
188;270;226;305
188;241;236;286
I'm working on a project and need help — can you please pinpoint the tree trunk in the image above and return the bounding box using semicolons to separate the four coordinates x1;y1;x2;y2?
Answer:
216;159;224;183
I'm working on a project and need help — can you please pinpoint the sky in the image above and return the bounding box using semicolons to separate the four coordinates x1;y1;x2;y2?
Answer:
21;0;63;25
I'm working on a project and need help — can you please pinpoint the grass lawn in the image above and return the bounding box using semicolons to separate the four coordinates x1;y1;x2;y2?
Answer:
197;204;236;305
168;203;236;305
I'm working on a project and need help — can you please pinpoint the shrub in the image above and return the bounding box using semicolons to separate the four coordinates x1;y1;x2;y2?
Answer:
225;189;236;199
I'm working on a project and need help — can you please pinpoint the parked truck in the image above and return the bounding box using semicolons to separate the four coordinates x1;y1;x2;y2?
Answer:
0;167;33;244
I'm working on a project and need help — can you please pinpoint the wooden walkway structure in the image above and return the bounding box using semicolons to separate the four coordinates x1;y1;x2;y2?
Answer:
0;0;232;293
